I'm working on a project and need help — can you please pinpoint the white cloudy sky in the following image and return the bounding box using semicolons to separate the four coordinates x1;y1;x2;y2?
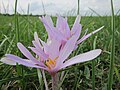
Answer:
0;0;120;16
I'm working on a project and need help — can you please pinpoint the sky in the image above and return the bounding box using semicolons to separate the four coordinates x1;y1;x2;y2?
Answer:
0;0;120;16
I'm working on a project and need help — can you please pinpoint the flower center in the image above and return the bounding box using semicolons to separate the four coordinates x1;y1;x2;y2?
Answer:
45;57;58;69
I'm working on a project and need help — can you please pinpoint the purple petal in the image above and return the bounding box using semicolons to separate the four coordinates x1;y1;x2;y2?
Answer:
56;15;63;29
40;16;54;39
71;15;81;34
17;43;40;64
32;41;42;50
45;38;61;60
63;17;71;38
32;40;48;61
40;16;67;42
39;38;49;53
73;24;82;40
0;57;16;65
44;15;54;27
55;35;78;69
38;38;61;60
28;47;48;60
59;23;81;51
56;15;71;38
77;26;104;44
5;54;46;69
53;29;67;41
34;32;42;48
60;49;102;69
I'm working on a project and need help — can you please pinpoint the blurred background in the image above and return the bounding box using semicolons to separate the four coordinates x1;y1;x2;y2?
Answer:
0;0;120;16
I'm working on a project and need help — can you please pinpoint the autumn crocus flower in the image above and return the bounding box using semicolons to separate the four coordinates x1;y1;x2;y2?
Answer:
40;15;104;49
0;15;103;90
1;32;101;76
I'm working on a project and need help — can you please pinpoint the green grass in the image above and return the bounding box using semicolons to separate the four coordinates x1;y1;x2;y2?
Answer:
0;14;120;90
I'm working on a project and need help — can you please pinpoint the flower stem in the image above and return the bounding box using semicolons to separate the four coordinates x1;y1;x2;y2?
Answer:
52;74;59;90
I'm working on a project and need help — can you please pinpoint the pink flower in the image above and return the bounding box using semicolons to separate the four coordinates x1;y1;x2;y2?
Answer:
40;15;104;49
1;32;101;76
0;16;102;76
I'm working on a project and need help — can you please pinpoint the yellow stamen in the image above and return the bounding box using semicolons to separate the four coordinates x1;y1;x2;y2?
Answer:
46;60;51;69
45;57;58;69
67;37;70;40
54;56;58;61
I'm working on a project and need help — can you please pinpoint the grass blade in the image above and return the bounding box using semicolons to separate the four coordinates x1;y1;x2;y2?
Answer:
14;0;19;43
108;0;115;90
92;36;97;90
77;0;80;15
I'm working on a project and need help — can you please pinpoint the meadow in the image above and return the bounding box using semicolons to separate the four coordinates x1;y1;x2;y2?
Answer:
0;14;120;90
